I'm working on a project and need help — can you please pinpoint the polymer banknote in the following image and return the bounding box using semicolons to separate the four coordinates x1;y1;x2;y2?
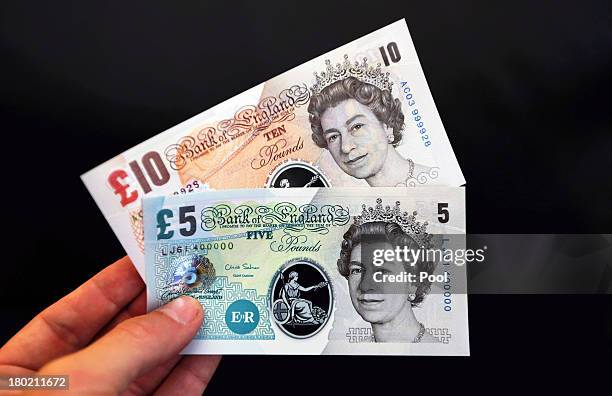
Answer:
144;187;469;355
81;19;465;278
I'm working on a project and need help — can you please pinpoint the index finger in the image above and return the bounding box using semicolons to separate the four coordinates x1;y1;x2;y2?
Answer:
0;256;143;370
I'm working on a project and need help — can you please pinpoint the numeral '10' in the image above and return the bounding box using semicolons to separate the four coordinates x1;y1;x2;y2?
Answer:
108;151;170;207
379;42;401;66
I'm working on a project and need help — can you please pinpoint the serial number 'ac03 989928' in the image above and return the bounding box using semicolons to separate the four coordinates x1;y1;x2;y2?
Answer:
401;82;431;148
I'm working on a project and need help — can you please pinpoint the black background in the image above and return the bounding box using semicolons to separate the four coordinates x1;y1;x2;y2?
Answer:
1;1;611;395
270;165;329;187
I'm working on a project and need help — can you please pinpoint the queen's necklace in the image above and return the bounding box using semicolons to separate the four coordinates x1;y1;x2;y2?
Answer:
372;322;426;343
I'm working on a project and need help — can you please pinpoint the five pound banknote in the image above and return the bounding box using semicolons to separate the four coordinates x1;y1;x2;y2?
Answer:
82;19;465;278
144;187;469;355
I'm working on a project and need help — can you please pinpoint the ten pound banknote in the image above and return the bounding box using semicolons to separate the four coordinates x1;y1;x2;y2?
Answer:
144;187;469;355
81;19;465;278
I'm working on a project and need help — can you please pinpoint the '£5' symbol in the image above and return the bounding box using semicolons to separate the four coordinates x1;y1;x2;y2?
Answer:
157;209;174;240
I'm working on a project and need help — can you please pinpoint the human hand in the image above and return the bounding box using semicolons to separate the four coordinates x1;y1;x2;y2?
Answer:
0;256;221;395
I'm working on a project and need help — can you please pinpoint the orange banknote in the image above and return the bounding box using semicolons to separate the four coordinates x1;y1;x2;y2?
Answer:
81;19;465;278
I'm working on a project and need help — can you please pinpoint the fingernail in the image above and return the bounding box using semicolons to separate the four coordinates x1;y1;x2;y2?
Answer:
159;296;201;324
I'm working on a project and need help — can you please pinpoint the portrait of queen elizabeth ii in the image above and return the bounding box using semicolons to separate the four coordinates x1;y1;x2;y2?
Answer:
308;55;431;187
337;200;438;343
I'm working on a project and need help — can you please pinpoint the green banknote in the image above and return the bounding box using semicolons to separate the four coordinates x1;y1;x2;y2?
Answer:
144;187;469;355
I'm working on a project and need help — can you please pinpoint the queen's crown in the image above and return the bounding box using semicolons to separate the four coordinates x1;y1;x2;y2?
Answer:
311;54;393;96
354;198;434;249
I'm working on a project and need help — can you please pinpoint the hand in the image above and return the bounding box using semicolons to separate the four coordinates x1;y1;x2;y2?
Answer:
0;256;221;395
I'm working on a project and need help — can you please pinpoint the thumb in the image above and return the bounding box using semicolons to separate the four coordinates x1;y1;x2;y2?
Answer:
37;296;203;395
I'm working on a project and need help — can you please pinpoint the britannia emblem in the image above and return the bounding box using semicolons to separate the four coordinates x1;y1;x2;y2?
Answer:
267;160;329;188
269;258;332;339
